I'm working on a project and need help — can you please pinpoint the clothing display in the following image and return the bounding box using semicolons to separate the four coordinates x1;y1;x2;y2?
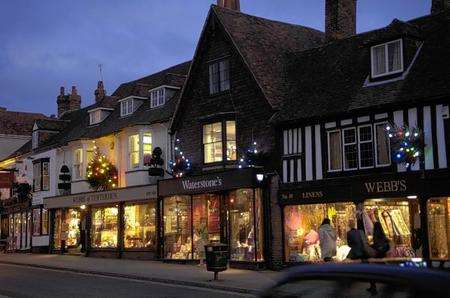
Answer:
427;198;450;259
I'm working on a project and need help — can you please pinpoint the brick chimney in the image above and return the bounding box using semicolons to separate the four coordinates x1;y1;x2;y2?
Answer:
325;0;357;41
217;0;240;11
57;86;81;118
94;81;106;103
432;0;450;14
69;86;81;111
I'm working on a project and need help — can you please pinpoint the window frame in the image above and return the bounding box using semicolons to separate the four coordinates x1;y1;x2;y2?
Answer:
374;122;391;167
73;148;83;180
127;131;153;170
327;129;342;172
370;39;404;79
128;134;140;170
120;98;135;117
342;127;358;171
209;59;230;95
357;124;375;169
202;120;237;165
32;159;50;192
150;88;166;108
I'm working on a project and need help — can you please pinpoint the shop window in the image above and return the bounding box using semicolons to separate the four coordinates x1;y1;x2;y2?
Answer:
163;196;192;259
364;199;421;258
375;123;391;166
73;148;83;180
229;189;264;262
129;134;140;169
42;208;49;235
284;203;356;262
358;125;374;169
427;198;450;259
203;122;223;163
192;194;221;259
53;210;63;249
32;209;41;236
65;209;81;247
327;130;342;171
343;128;358;170
124;203;157;249
203;120;237;164
209;59;230;94
91;206;118;248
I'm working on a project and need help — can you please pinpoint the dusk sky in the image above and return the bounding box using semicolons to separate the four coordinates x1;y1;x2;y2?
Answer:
0;0;431;116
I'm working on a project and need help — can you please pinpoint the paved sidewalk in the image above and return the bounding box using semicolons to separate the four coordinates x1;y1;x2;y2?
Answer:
0;254;281;294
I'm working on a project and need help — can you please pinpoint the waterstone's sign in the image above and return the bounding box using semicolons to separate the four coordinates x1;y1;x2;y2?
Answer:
44;185;157;209
158;168;256;197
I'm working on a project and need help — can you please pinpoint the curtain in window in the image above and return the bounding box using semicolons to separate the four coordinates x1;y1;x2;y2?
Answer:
328;131;342;171
388;40;402;72
373;45;386;76
376;124;390;165
209;63;220;94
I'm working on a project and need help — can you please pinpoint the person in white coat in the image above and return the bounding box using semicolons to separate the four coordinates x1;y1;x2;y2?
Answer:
319;218;337;262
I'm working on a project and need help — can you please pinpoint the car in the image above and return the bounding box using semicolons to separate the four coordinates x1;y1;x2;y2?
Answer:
260;263;450;298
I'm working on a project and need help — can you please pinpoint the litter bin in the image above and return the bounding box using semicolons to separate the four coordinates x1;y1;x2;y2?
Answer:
204;243;228;280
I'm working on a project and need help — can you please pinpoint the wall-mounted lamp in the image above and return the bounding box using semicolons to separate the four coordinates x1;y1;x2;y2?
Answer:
407;195;418;199
256;173;264;182
80;205;86;210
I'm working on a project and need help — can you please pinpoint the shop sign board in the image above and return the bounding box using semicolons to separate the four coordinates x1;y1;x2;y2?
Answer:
158;168;257;197
279;184;352;204
355;175;420;198
44;184;157;209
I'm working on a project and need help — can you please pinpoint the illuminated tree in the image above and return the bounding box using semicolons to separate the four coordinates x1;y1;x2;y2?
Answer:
86;147;118;190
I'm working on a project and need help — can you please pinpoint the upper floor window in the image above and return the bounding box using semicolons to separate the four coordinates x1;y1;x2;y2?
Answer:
127;131;153;170
327;122;390;172
203;120;236;164
89;110;101;125
371;39;403;78
33;159;50;192
129;134;140;169
209;59;230;95
121;99;134;117
73;149;83;180
150;88;165;108
143;133;152;161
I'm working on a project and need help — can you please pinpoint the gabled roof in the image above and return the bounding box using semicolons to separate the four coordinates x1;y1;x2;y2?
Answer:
0;108;48;135
272;11;450;125
212;5;325;109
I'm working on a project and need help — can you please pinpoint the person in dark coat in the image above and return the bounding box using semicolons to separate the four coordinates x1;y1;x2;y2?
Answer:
371;221;390;258
346;219;368;260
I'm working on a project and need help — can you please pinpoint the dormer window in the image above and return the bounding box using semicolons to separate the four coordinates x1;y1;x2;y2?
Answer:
88;108;113;125
120;98;134;117
150;88;165;108
371;39;403;78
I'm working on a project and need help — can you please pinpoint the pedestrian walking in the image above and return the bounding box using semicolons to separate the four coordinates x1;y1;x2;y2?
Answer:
319;218;337;262
371;221;390;258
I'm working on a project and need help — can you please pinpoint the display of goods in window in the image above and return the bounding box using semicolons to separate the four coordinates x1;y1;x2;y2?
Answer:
86;147;118;191
386;124;423;168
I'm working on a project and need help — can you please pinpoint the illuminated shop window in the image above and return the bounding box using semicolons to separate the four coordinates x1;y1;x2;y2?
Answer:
284;203;356;262
65;209;81;247
42;208;49;235
124;203;157;249
32;208;41;236
91;206;118;248
163;196;192;259
428;197;450;259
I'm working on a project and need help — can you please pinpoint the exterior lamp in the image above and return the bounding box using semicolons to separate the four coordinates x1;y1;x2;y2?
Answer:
256;173;264;182
80;205;86;210
407;195;418;199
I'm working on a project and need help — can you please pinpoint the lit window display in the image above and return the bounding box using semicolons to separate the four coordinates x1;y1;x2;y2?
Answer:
65;209;81;247
53;209;63;249
42;209;49;235
229;189;264;262
124;203;156;249
364;199;420;258
91;206;118;248
163;196;192;259
33;209;41;236
284;203;356;262
14;213;21;248
192;194;221;259
427;197;450;259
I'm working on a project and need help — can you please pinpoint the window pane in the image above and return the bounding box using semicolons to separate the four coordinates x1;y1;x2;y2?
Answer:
65;209;81;247
359;126;372;142
219;60;230;91
129;134;140;168
33;163;41;191
124;203;157;249
203;122;223;163
376;124;390;165
42;162;50;191
163;196;192;259
74;149;83;179
388;40;402;72
32;209;41;236
42;209;48;235
372;45;386;76
328;131;342;171
229;189;256;261
127;100;133;114
344;144;358;169
343;129;356;144
91;207;118;248
227;141;237;161
359;126;374;168
428;198;450;259
226;121;236;141
284;203;356;262
53;210;63;249
143;133;152;163
192;194;221;259
209;63;220;94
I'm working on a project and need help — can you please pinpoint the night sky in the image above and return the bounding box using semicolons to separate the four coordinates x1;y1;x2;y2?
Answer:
0;0;431;115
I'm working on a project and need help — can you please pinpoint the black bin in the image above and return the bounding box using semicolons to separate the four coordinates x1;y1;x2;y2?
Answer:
204;243;228;280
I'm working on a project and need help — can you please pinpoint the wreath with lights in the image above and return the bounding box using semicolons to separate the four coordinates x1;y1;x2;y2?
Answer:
386;123;424;169
86;147;118;190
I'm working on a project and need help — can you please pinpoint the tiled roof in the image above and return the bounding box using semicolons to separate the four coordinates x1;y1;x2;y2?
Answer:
0;108;47;135
272;11;450;124
35;118;70;131
213;5;325;109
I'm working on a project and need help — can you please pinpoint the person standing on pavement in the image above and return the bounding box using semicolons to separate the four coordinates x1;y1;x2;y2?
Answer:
319;218;337;262
346;219;372;260
371;221;390;258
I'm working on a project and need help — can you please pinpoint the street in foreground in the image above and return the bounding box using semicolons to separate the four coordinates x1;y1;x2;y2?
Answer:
0;264;253;298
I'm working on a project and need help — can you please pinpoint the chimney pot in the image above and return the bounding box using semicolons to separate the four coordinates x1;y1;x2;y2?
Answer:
325;0;357;41
94;81;106;103
217;0;240;11
71;86;77;95
431;0;450;14
60;86;65;95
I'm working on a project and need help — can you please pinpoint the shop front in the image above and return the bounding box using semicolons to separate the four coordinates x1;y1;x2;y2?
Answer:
1;199;32;251
44;184;157;259
280;172;450;264
158;168;266;269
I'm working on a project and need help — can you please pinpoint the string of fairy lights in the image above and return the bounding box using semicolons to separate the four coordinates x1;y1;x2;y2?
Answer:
386;123;423;169
86;145;118;190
